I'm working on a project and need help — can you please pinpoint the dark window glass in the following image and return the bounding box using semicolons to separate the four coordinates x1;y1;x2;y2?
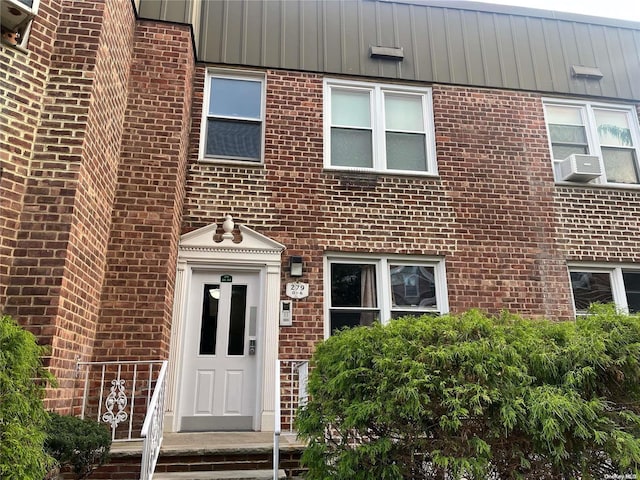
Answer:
209;78;261;119
570;272;613;312
206;119;261;160
389;265;436;311
228;285;247;356
330;264;378;334
623;271;640;314
200;284;220;355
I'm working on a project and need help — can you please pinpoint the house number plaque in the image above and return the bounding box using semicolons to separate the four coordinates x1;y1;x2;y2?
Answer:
286;282;309;299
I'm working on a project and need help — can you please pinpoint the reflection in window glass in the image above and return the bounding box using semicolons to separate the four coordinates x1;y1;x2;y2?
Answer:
228;285;247;356
330;264;378;332
209;78;262;119
570;272;613;312
200;284;220;355
389;265;436;317
623;271;640;314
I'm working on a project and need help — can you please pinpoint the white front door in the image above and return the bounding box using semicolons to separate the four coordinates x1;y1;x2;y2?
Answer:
178;270;261;431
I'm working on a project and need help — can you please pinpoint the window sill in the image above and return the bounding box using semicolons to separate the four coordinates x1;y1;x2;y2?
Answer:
198;157;265;168
555;180;640;192
325;166;440;179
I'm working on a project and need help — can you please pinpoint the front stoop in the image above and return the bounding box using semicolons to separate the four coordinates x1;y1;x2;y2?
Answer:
91;432;306;480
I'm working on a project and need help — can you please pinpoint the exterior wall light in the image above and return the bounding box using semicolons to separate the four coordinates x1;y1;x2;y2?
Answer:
289;256;303;277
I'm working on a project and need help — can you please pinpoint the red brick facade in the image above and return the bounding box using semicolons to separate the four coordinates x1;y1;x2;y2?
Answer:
1;0;639;413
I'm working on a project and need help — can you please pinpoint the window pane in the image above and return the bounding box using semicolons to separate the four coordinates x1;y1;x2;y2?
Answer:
551;144;589;160
330;311;378;333
570;272;613;312
200;284;220;355
623;271;640;314
331;264;377;308
331;89;371;128
206;118;261;160
385;94;424;132
546;105;583;124
228;285;247;356
602;148;639;184
386;132;427;171
331;128;373;168
209;78;262;119
390;265;436;309
549;125;587;144
595;110;633;147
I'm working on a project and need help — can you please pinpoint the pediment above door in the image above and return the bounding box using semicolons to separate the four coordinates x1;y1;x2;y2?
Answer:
179;216;285;262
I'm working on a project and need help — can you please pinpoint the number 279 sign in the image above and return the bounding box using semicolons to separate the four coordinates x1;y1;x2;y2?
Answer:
286;282;309;299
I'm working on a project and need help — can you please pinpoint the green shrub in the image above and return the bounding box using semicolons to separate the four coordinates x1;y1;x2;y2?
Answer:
45;413;112;479
0;314;56;480
296;306;640;479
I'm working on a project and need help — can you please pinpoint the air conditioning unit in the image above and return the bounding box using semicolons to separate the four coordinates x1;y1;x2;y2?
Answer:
558;154;602;182
1;0;36;44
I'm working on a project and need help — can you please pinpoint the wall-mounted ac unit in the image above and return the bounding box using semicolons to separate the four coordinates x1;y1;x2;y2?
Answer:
559;154;602;182
1;0;36;40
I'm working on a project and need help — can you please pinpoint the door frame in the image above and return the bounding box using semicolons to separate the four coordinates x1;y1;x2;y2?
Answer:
165;218;285;432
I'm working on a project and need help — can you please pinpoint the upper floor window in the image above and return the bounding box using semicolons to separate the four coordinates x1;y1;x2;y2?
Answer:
569;265;640;315
200;71;265;163
543;100;640;186
324;79;436;175
325;255;448;336
1;0;39;49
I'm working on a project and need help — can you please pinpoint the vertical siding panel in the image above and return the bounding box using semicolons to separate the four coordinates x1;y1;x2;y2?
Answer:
200;0;223;65
361;0;381;77
542;20;570;93
461;12;485;85
632;30;640;99
282;0;300;69
341;0;361;74
477;12;502;87
244;0;263;66
617;29;638;99
525;17;553;93
511;16;536;91
494;14;519;89
572;22;603;97
376;1;396;78
412;6;433;81
263;0;282;67
396;3;416;80
428;8;451;83
222;0;243;64
588;25;616;98
444;9;468;85
559;22;588;95
322;1;342;74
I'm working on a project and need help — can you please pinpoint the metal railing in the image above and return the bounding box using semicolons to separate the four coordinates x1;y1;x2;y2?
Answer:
77;360;166;442
274;359;309;480
140;361;168;480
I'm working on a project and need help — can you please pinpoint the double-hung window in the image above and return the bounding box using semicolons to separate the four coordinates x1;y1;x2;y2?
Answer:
543;100;640;185
200;71;265;163
325;255;448;336
568;265;640;315
324;79;436;174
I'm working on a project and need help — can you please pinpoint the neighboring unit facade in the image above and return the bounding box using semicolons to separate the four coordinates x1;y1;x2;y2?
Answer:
1;0;639;435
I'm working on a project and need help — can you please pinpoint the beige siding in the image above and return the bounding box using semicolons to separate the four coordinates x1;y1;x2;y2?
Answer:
137;0;640;100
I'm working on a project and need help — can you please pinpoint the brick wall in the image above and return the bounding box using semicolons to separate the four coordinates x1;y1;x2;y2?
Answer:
184;69;640;360
2;0;137;411
0;0;62;311
94;20;195;361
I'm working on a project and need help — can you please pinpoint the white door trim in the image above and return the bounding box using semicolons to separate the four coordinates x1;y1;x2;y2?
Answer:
165;217;285;432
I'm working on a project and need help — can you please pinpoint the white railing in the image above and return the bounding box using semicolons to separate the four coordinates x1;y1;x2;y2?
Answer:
77;360;166;442
140;361;168;480
274;359;309;480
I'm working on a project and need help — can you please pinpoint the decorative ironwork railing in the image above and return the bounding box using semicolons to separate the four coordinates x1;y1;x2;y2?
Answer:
76;360;166;443
274;359;309;480
140;361;168;480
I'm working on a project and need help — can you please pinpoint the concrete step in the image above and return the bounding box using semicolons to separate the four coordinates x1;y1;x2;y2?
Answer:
153;470;286;479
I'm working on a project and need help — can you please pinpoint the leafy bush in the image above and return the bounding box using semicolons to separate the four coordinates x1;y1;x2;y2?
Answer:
296;306;640;479
45;413;112;479
0;314;56;480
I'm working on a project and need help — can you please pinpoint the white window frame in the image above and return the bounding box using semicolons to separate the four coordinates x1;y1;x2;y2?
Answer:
543;98;640;187
324;78;437;176
324;254;449;338
198;69;266;164
567;264;639;316
1;0;39;50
